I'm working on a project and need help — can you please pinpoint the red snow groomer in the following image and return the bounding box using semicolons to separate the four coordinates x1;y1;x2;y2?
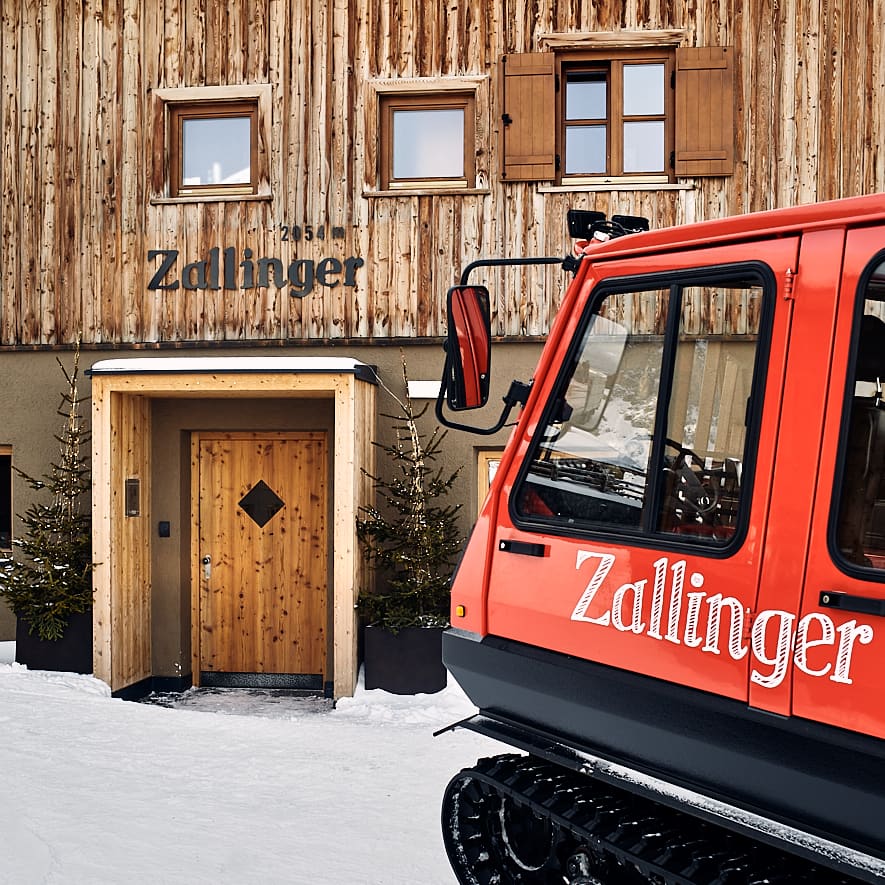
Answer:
435;194;885;884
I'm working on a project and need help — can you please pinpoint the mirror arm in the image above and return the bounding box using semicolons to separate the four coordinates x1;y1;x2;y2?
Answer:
503;379;532;409
436;356;531;435
459;256;566;286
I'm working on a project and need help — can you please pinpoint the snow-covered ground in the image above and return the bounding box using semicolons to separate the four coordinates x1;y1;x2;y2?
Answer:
0;641;499;884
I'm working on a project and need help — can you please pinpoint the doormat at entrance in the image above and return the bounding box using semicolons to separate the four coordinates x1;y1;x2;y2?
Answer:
138;686;335;719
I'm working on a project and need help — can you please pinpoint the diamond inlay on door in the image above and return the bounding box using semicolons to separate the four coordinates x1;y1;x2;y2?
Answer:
238;479;285;527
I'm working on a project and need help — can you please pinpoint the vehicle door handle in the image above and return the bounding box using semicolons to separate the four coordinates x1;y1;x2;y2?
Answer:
202;555;212;580
499;539;548;557
819;591;885;618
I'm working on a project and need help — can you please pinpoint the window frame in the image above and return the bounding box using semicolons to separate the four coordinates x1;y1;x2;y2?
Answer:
169;100;259;198
510;262;775;555
477;450;504;518
378;91;476;191
151;85;272;204
557;49;675;185
0;446;11;552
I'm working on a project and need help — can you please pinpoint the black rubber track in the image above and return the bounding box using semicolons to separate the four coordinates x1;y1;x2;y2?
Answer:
442;754;865;885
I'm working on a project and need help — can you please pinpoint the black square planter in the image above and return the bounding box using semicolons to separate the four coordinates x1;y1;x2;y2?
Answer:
363;625;447;695
15;610;93;674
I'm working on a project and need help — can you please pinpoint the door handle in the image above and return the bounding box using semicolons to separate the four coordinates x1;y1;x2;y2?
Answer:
499;539;548;557
202;555;211;580
819;590;885;618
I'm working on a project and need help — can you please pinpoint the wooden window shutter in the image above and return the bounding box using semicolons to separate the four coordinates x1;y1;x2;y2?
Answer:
675;47;735;177
500;53;556;181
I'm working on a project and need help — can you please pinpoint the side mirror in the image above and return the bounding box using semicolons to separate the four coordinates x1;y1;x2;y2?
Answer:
444;285;491;410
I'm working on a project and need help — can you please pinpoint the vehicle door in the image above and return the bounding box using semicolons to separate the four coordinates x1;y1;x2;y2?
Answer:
791;226;885;739
486;236;800;702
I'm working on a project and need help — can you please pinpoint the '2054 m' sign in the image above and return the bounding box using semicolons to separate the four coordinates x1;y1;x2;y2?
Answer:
147;247;364;298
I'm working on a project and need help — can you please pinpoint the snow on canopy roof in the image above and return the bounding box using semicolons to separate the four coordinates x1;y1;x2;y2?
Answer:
87;356;378;382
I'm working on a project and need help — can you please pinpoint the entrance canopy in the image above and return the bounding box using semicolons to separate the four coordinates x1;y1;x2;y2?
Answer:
87;356;377;698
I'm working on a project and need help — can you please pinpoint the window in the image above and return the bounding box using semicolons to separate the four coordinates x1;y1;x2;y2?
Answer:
379;93;475;190
0;447;11;550
514;269;769;547
562;53;672;181
151;85;271;203
170;100;258;197
834;257;885;571
501;44;735;183
477;450;504;517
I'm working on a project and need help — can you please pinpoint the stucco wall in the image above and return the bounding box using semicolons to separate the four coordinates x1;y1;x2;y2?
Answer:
0;341;542;642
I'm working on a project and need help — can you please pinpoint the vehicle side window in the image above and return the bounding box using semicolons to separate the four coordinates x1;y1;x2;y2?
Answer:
834;257;885;572
514;272;766;548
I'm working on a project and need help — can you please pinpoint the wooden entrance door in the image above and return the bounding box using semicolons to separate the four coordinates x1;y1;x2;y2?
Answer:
194;432;327;686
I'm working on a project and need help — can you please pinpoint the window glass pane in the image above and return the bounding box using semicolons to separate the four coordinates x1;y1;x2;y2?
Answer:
836;259;885;570
657;285;763;543
623;121;664;173
623;63;665;116
182;117;251;186
565;125;607;174
566;72;607;120
516;290;669;529
0;451;10;549
392;108;464;179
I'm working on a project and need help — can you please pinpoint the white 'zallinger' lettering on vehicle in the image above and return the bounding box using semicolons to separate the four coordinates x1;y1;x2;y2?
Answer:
572;551;874;689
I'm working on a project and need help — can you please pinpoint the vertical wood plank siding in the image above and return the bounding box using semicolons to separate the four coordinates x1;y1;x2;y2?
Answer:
1;0;883;346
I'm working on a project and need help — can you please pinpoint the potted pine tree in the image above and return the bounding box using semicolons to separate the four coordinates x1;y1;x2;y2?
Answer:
0;344;93;673
357;355;464;694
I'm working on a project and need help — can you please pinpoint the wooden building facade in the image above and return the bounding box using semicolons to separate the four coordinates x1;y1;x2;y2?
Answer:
1;0;883;696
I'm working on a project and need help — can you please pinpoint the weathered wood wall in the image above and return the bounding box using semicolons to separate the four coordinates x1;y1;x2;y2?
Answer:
1;0;882;346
